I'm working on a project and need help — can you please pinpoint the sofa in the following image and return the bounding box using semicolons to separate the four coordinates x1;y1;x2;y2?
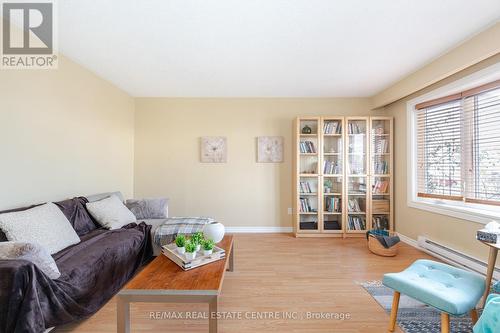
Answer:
86;192;169;256
0;192;165;333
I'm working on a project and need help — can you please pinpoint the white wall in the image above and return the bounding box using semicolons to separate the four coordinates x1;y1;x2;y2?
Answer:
133;98;386;228
0;55;135;209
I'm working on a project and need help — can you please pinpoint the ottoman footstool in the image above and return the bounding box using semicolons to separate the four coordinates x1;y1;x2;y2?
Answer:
383;259;485;333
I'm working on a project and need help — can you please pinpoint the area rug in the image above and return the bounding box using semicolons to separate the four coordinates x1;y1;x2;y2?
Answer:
360;280;477;333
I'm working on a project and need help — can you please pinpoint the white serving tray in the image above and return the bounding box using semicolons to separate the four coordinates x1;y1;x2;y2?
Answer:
161;243;226;270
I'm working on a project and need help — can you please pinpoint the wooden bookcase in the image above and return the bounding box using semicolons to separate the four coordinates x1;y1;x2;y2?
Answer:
293;116;393;237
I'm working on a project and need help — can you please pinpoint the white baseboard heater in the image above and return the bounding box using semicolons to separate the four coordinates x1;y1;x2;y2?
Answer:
417;236;500;281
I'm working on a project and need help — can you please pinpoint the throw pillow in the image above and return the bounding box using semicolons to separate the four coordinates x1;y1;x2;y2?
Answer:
0;204;42;242
125;198;168;219
0;203;81;254
85;195;137;230
0;241;61;279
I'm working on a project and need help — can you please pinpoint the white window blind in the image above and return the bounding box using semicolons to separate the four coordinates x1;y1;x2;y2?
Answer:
416;99;463;200
415;80;500;206
464;87;500;205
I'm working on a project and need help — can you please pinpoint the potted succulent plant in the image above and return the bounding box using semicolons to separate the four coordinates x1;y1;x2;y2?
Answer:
324;179;333;194
202;239;215;256
191;231;204;252
185;241;197;260
175;234;186;254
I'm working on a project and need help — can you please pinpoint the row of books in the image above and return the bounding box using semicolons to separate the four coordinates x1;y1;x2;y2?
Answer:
299;198;315;213
299;181;313;193
348;122;364;134
325;197;341;212
324;121;342;134
372;180;389;194
374;138;389;153
300;141;316;153
372;216;389;230
347;216;366;230
374;139;389;154
323;160;341;174
373;160;389;174
347;198;363;212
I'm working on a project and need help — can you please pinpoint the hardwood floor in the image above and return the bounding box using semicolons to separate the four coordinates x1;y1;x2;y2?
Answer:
53;233;434;333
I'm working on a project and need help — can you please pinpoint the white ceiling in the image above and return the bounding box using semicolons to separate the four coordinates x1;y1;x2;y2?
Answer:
59;0;500;97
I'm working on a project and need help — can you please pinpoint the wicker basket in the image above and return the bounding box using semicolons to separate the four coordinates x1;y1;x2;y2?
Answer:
368;234;399;257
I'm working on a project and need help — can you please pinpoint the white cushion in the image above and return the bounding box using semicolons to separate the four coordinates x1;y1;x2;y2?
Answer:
0;241;61;279
0;203;80;254
85;195;136;230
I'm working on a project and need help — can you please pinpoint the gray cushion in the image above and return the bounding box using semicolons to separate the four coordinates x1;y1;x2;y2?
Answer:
85;195;136;230
0;242;61;279
85;191;124;203
125;198;168;219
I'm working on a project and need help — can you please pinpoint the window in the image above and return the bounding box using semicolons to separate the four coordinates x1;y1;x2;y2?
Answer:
416;80;500;206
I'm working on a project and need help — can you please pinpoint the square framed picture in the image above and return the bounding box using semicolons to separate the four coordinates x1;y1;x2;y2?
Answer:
201;137;227;163
257;136;284;163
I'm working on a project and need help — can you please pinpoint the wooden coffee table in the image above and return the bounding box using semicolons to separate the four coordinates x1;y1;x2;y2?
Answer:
117;235;234;333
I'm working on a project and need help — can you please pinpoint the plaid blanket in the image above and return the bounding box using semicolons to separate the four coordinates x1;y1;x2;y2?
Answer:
153;217;215;247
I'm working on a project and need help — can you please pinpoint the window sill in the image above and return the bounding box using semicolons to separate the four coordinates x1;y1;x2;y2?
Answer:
408;198;500;225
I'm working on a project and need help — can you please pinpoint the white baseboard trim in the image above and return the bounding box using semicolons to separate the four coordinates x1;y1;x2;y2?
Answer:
397;233;419;248
225;227;293;233
397;233;458;266
396;232;497;279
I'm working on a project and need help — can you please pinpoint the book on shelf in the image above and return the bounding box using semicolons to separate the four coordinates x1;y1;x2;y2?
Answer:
347;216;366;230
372;180;389;194
373;160;389;174
348;122;363;134
374;138;388;153
372;215;389;230
323;121;342;134
325;197;341;213
299;181;313;194
299;141;316;153
347;198;362;212
299;198;316;213
323;160;341;174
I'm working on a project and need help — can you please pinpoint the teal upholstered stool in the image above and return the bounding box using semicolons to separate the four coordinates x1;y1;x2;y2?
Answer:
474;294;500;333
383;259;485;333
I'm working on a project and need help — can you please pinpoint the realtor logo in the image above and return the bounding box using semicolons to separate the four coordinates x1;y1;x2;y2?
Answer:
1;0;57;69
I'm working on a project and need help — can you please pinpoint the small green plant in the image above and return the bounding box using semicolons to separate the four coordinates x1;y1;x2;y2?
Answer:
190;231;204;245
202;239;214;251
185;241;197;253
175;234;186;247
324;179;333;190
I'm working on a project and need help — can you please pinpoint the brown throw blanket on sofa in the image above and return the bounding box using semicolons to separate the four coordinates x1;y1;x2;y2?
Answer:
0;198;153;333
